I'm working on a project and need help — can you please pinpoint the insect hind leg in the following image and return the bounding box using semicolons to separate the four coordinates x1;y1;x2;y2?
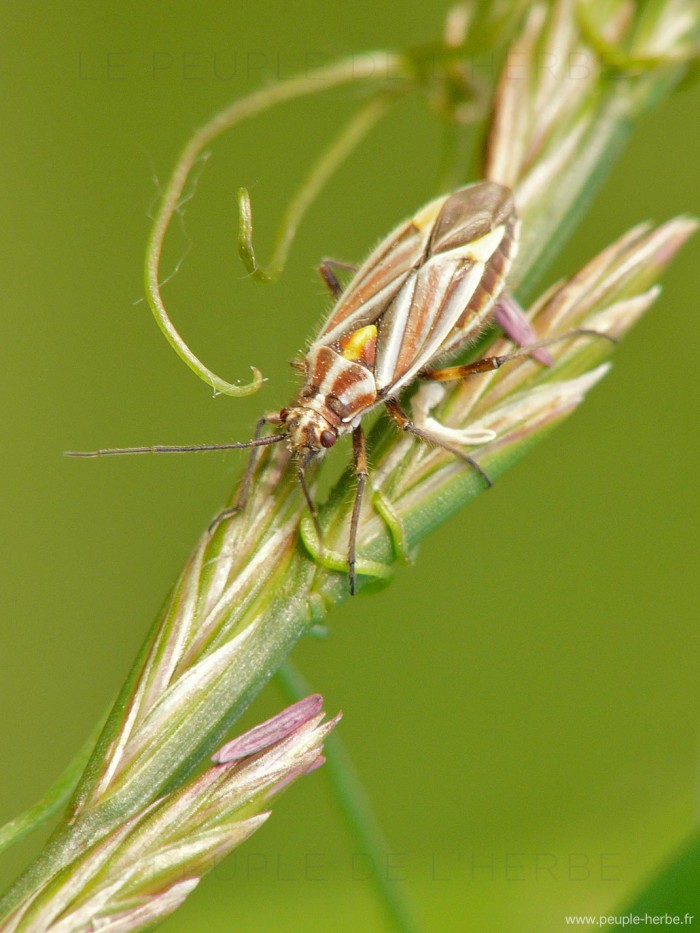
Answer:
384;397;493;488
208;412;284;534
420;328;617;383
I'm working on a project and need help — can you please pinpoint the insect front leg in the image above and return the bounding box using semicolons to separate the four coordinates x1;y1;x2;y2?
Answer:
317;258;358;299
384;397;493;488
208;412;284;533
348;425;369;596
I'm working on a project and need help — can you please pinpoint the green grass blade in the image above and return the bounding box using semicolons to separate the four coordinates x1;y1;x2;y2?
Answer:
0;715;107;856
619;831;700;918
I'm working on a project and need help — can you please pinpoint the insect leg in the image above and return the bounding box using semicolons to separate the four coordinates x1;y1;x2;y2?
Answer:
420;329;617;382
348;425;369;596
385;398;493;488
208;412;284;533
420;357;509;381
297;458;323;544
492;292;553;366
317;258;358;299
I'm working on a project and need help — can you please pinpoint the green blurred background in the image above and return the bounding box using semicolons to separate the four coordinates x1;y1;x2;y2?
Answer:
1;4;698;931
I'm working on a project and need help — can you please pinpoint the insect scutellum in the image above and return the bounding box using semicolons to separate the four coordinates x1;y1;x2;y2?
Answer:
69;180;575;595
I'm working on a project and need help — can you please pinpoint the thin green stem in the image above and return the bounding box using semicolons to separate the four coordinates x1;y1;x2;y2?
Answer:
144;53;410;396
277;661;423;933
238;93;399;282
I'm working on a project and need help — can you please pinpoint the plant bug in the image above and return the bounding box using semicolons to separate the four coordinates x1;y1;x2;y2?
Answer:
68;181;599;593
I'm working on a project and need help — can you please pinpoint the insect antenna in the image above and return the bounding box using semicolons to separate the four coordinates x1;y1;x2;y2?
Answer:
64;435;287;458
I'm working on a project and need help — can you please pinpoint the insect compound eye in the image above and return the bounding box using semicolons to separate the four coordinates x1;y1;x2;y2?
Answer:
279;408;290;422
320;429;337;449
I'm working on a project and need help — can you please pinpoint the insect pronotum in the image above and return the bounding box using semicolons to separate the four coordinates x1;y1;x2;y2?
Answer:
68;181;600;594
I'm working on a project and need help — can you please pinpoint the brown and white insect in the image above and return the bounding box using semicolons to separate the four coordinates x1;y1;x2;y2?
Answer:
70;181;552;593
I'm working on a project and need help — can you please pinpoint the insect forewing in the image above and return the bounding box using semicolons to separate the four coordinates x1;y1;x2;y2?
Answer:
373;254;487;391
316;192;450;346
313;183;518;398
427;183;519;362
377;184;518;394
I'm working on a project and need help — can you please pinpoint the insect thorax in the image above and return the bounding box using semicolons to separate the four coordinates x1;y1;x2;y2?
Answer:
285;343;378;454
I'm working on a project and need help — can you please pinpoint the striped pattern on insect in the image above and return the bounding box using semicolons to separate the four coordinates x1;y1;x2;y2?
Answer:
69;181;561;594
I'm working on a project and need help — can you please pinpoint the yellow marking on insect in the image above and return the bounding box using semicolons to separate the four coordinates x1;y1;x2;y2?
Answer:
340;324;378;364
458;224;505;262
412;196;446;230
